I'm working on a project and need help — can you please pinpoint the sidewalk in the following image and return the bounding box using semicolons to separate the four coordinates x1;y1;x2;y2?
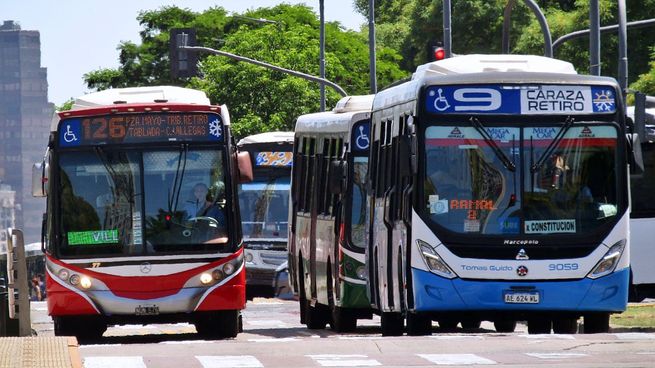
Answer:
0;336;82;368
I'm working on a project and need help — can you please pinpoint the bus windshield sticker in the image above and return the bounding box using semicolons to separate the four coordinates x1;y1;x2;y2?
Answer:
68;230;119;245
428;195;449;215
464;219;480;232
499;217;521;234
132;212;143;245
255;152;293;167
58;113;223;147
524;219;576;234
425;85;616;115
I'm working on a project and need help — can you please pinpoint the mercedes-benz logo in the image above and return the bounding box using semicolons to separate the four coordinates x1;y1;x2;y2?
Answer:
516;265;528;277
140;262;152;274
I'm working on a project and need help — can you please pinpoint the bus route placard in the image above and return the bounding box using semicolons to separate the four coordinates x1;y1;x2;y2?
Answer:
58;113;223;147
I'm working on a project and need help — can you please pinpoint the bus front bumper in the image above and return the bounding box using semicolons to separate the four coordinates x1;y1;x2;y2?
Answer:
411;267;629;313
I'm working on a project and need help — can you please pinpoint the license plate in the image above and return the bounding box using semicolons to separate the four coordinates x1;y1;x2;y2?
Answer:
135;305;160;315
504;291;540;304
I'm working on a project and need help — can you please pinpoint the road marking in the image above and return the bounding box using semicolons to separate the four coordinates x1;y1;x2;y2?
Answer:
614;333;655;340
418;354;496;365
196;355;264;368
248;337;300;343
526;353;588;359
307;354;382;367
83;356;146;368
245;319;287;328
521;334;575;340
428;335;484;340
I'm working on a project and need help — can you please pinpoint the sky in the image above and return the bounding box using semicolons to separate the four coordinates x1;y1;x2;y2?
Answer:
3;1;366;105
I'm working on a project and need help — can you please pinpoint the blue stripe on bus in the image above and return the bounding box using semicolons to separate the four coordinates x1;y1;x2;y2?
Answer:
410;267;628;312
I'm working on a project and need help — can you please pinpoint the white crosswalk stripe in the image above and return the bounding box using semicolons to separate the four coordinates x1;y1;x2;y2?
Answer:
84;356;147;368
307;354;382;367
526;352;588;359
196;355;264;368
418;354;496;365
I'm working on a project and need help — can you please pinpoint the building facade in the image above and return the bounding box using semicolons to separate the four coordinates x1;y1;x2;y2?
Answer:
0;20;53;244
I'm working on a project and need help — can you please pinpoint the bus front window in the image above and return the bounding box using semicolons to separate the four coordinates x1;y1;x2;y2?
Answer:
239;177;290;240
58;151;142;257
350;156;368;248
143;149;228;251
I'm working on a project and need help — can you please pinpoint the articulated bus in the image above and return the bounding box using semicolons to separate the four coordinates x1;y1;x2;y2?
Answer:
237;132;293;296
367;54;633;336
289;95;374;331
628;104;655;301
32;86;252;340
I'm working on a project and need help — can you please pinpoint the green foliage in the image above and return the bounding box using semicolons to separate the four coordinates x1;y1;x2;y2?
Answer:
630;48;655;96
85;4;406;139
56;98;75;112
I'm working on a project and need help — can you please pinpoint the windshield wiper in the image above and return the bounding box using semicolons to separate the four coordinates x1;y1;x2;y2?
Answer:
470;117;516;172
530;116;575;173
168;144;189;214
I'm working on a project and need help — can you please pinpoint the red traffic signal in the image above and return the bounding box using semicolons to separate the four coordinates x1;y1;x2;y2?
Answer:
432;46;445;61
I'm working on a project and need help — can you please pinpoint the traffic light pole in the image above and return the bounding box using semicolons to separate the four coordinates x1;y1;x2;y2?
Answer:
179;45;348;97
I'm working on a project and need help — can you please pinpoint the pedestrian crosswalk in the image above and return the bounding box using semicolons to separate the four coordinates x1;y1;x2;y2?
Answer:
80;352;610;367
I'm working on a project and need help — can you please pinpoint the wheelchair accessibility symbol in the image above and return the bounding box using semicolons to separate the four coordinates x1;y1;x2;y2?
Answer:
63;125;78;143
355;125;370;150
430;88;451;112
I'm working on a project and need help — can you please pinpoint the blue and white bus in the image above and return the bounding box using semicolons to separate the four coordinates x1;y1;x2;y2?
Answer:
367;54;633;335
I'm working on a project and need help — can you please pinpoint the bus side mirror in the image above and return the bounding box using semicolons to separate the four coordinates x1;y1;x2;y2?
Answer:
329;160;346;195
237;151;253;183
32;162;48;197
627;133;645;176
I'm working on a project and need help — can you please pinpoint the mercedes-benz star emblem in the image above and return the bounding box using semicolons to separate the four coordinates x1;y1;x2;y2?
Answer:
516;265;528;277
140;262;152;274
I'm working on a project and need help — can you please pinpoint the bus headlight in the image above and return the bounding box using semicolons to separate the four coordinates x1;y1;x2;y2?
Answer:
69;274;80;286
587;240;626;279
223;262;236;275
199;272;213;285
57;269;70;281
212;269;224;281
417;240;455;279
245;252;254;263
79;276;92;289
356;266;366;280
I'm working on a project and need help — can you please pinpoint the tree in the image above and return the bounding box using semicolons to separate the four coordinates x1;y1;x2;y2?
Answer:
84;4;407;138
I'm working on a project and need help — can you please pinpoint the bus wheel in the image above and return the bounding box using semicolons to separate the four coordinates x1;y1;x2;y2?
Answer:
552;318;578;334
583;313;610;333
438;318;458;331
493;320;517;333
527;318;552;334
195;310;240;338
461;318;482;329
381;312;404;336
406;312;432;336
331;306;357;332
305;302;328;330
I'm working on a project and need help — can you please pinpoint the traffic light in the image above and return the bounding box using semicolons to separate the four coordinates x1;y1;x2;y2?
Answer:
431;45;446;61
170;28;198;78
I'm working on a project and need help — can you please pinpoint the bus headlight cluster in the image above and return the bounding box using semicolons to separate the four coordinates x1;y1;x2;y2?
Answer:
587;240;626;279
200;258;240;285
417;240;455;279
355;266;367;280
245;251;254;263
57;268;92;289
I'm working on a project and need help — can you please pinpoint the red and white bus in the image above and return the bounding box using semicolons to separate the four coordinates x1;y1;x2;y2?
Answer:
32;86;252;340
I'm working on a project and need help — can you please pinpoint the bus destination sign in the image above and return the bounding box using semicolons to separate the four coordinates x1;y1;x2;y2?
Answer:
425;84;617;115
58;113;223;147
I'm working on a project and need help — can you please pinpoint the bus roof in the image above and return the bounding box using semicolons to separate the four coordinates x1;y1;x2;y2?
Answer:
295;95;374;134
69;86;211;109
237;131;295;146
373;54;619;111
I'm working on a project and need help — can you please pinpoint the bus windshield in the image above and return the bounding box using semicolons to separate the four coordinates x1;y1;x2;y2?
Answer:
239;177;289;241
423;124;619;236
58;147;229;257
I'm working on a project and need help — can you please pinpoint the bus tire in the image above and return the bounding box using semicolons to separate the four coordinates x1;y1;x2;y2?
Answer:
461;318;482;329
381;312;403;336
305;301;328;330
552;318;578;334
493;320;517;333
195;310;239;339
583;313;610;333
406;312;431;336
438;318;458;331
331;306;357;332
527;318;552;334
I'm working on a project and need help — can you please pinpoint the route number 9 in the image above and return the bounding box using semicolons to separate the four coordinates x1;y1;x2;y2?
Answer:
454;88;501;112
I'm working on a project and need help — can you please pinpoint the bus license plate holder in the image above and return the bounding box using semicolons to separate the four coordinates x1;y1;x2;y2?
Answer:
135;305;160;316
503;291;540;304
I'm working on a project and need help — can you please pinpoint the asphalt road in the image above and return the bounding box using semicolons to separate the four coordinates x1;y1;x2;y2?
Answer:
30;299;655;368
